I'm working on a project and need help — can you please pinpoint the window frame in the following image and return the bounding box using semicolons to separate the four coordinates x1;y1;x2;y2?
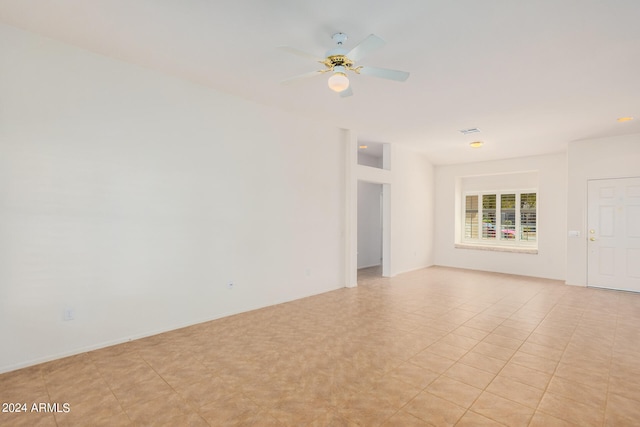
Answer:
461;189;538;250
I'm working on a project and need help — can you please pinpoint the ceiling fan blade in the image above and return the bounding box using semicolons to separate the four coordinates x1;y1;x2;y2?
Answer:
280;70;323;85
347;34;386;62
339;87;353;98
358;66;410;82
278;46;322;61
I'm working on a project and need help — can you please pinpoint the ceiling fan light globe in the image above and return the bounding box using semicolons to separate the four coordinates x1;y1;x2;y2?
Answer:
328;72;349;93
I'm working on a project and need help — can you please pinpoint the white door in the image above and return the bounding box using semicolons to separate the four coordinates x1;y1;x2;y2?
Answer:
587;177;640;292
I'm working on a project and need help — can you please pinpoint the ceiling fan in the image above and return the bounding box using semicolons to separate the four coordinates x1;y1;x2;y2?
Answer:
279;33;410;97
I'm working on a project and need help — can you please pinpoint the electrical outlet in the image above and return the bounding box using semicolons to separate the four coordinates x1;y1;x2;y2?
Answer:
63;308;75;321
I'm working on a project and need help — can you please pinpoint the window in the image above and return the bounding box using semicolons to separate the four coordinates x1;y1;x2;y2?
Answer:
463;191;537;248
520;193;537;242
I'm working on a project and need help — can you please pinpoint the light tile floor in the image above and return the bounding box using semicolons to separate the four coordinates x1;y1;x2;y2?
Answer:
1;266;640;426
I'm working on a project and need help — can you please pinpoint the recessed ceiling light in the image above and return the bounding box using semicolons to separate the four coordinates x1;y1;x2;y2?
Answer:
617;116;634;122
469;141;484;148
359;145;368;149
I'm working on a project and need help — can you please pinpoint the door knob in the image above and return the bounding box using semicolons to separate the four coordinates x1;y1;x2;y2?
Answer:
590;237;596;241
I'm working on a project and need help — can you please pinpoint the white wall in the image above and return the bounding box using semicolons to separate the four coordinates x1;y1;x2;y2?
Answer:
566;134;640;286
357;181;382;269
434;153;567;280
0;24;345;373
390;145;435;275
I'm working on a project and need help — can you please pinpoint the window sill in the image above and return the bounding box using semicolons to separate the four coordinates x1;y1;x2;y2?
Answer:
455;243;538;254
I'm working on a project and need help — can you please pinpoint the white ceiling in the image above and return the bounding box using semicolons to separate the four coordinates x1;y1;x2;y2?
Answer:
1;0;639;164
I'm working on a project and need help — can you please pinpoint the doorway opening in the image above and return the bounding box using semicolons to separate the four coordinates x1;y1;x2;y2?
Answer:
358;181;389;281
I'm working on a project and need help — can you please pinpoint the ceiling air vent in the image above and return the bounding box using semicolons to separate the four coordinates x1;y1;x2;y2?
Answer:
459;128;480;135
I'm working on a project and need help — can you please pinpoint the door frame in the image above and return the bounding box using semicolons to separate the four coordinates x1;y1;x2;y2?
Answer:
356;180;391;277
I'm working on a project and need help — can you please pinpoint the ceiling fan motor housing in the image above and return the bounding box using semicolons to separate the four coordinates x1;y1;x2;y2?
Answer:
323;55;355;72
